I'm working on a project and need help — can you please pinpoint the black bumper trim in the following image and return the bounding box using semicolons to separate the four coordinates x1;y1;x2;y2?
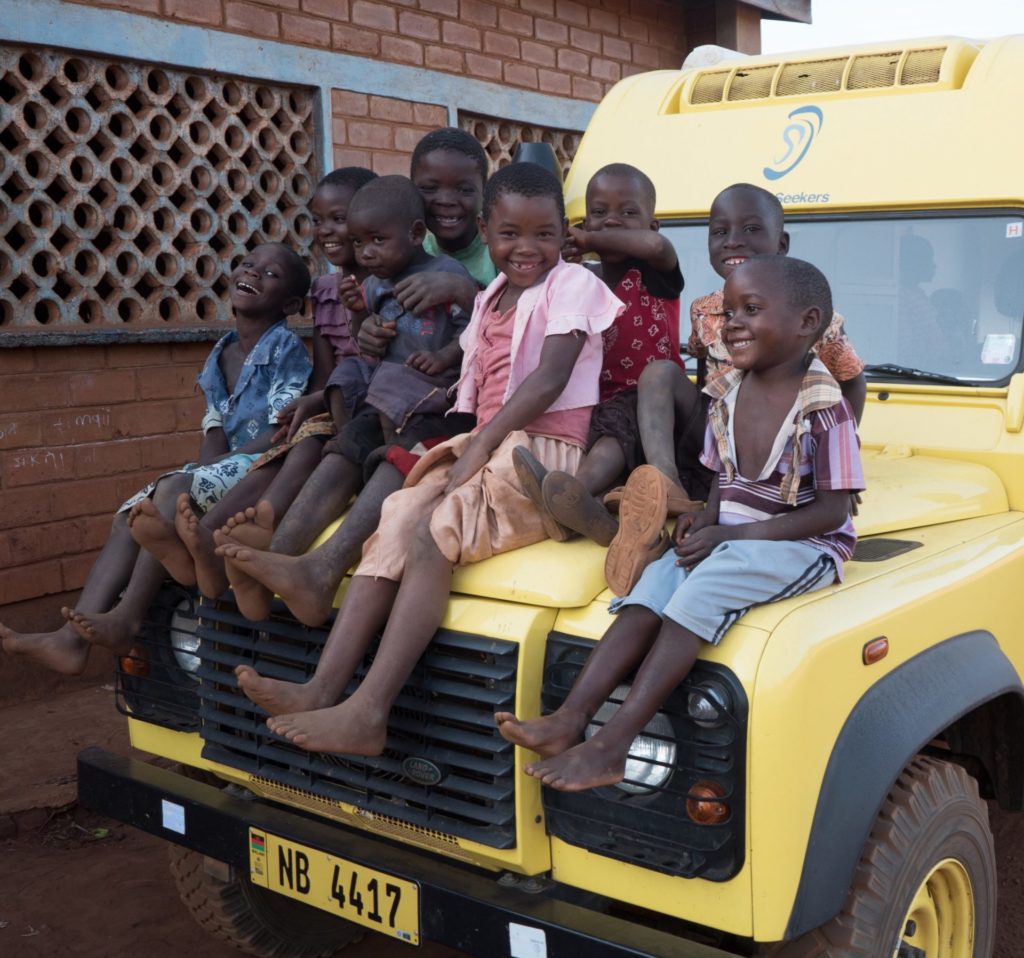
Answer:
78;747;738;958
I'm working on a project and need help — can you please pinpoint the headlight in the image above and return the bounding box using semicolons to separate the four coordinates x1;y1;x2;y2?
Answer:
686;679;732;729
586;685;676;794
169;600;201;674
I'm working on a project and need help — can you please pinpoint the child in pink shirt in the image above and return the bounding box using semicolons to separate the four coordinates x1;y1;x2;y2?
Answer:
232;162;623;757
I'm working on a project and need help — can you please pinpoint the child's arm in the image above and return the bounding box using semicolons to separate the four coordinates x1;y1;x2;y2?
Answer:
198;426;230;464
568;226;678;273
840;373;867;423
340;275;370;338
444;331;586;494
275;326;335;442
406;340;463;376
395;272;478;314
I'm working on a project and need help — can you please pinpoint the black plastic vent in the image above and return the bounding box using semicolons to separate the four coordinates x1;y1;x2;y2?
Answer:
851;538;923;562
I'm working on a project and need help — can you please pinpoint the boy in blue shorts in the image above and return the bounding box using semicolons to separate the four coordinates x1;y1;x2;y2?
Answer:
497;255;864;791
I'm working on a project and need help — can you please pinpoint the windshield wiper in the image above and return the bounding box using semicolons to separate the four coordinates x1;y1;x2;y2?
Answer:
862;363;962;385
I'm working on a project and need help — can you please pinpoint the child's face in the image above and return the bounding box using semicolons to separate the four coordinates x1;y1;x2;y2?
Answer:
229;246;302;317
347;207;425;280
412;149;484;252
480;192;565;292
310;183;357;269
721;260;817;372
708;190;789;281
584;173;656;232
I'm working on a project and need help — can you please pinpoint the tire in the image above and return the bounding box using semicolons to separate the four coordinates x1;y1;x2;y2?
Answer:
763;756;995;958
168;845;364;958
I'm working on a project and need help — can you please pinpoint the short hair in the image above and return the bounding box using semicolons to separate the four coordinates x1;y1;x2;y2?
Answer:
315;166;378;194
589;163;656;212
347;175;426;227
714;182;784;233
411;127;489;187
482;162;565;220
748;254;833;339
258;242;311;300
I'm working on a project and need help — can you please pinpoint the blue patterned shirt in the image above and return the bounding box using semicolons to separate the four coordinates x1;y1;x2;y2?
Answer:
198;320;311;449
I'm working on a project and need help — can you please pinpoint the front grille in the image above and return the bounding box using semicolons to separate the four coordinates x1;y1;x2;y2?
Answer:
540;634;747;882
194;597;519;848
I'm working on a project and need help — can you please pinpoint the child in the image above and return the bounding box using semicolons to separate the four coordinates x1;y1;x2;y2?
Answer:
510;163;696;548
231;162;624;756
214;135;496;627
218;175;476;622
0;244;312;674
603;182;867;594
496;255;864;792
133;168;378;598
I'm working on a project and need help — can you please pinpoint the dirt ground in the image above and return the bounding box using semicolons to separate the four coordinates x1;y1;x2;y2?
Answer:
0;685;1022;958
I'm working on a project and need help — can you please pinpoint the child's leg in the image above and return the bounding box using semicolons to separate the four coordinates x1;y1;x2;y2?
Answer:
637;361;701;489
0;510;142;675
574;435;627;496
325;384;351;433
496;604;662;755
217;461;405;627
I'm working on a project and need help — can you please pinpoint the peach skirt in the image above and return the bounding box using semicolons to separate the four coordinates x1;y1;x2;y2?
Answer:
356;430;582;581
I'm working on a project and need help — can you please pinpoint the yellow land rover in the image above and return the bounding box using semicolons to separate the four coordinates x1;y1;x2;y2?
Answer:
81;35;1024;958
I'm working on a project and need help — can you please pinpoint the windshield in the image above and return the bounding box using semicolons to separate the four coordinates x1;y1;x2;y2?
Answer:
662;213;1024;385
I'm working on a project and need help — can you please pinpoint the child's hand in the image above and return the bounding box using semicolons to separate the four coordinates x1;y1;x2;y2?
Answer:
673;523;735;571
356;314;397;358
406;350;448;376
339;274;366;312
444;440;489;495
562;227;587;263
280;393;324;443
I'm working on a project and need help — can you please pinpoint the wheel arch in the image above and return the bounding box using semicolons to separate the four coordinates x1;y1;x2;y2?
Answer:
784;630;1023;939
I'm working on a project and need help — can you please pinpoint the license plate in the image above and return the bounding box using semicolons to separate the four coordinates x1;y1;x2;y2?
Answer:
248;828;420;944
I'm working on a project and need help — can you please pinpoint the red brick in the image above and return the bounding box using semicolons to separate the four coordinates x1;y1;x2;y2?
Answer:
168;342;209;365
555;0;587;25
413;103;448;126
397;10;440;40
0;350;35;373
498;8;532;35
102;0;162;12
35;346;106;371
332;89;369;117
369;95;414;123
425;46;465;72
572;75;605;100
332;23;380;55
74;440;143;479
534;17;567;43
632;42;661;68
137;433;197;471
44;407;116;446
351;0;395;31
347;121;394;149
67;370;134;405
589;7;618;32
620;62;645;79
3;373;70;412
61;549;102;593
619;17;648;41
115;470;169;504
225;1;280;36
465;52;503;80
659;47;681;69
460;0;497;27
50;476;124;521
484;30;520;57
372;151;412;175
557;47;590;75
81;514;113;551
175;396;206;432
136;366;197;400
394;125;428;152
0;558;63;605
538;68;572;95
333;147;373;167
504;62;539;89
165;0;223;24
5;519;94;567
332;116;348;144
590;56;622;82
442;21;482;50
519;0;553;15
3;446;75;487
382;35;424;63
419;0;457;14
0;486;53;531
302;0;350;17
106;343;170;367
112;401;178;439
282;12;329;44
520;40;555;68
0;413;43;451
603;35;631;60
630;0;660;21
570;26;601;53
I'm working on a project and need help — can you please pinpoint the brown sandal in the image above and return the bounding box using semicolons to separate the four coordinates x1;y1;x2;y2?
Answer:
604;477;704;517
512;445;573;543
604;465;671;596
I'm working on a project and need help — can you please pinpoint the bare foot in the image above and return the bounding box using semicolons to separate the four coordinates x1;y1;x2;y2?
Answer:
63;606;138;654
494;709;585;759
175;495;228;599
234;665;332;716
542;471;618;547
220;501;276;550
267;700;388;755
128;497;197;587
0;619;90;675
523;738;628;792
215;537;337;627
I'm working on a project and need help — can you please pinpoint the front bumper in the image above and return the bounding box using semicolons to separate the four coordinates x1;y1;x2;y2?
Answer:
78;747;739;958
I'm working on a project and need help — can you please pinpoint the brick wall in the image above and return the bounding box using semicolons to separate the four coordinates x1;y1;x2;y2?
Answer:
331;92;449;173
71;0;690;101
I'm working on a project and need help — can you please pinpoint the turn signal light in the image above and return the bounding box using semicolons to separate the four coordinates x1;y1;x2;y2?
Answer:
120;645;149;677
862;637;889;665
686;780;729;825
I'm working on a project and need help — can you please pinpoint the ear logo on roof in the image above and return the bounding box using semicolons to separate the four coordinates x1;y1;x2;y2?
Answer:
763;106;823;181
